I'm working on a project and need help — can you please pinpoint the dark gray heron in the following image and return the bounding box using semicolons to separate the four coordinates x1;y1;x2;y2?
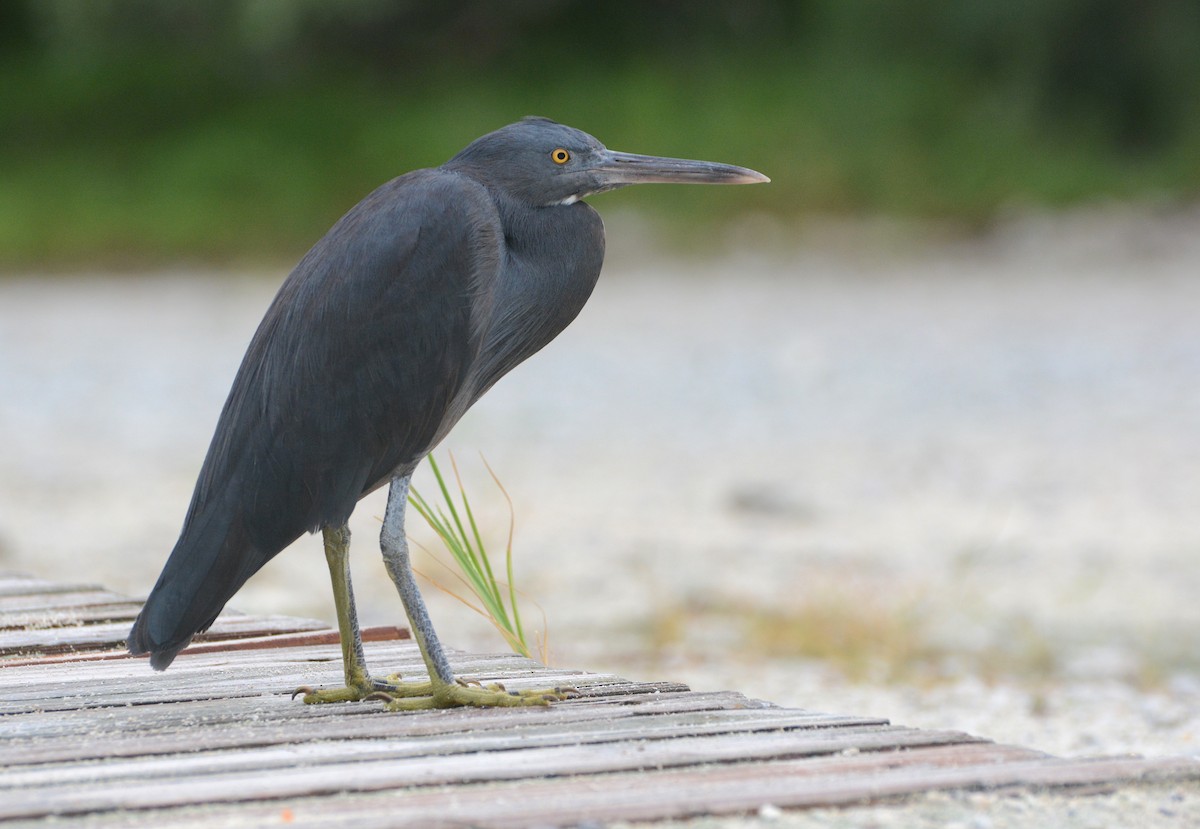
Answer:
128;117;768;709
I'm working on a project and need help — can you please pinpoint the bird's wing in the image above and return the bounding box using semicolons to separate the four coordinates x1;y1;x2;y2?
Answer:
200;169;501;537
131;170;502;663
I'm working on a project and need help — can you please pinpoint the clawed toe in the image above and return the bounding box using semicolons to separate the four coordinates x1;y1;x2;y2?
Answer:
536;685;578;702
292;673;577;709
292;680;381;705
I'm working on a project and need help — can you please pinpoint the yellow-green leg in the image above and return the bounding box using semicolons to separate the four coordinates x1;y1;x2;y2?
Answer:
297;480;571;710
297;525;387;704
374;474;571;710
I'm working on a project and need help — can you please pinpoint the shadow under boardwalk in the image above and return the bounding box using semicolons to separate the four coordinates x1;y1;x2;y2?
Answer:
1;572;1196;827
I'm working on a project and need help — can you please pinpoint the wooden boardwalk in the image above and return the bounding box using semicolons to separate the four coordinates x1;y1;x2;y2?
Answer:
2;573;1196;827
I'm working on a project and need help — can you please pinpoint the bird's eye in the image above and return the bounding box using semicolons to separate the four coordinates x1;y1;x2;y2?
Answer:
551;148;571;165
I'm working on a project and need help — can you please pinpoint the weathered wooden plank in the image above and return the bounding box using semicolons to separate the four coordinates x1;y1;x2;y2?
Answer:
73;751;1200;829
0;706;891;768
0;575;107;598
0;725;988;819
0;613;331;657
0;588;137;613
0;603;146;629
0;639;530;685
0;688;779;744
0;624;409;668
0;721;960;793
0;642;648;711
0;660;597;711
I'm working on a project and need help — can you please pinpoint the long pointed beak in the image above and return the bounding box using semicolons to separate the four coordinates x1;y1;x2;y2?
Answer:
593;150;769;188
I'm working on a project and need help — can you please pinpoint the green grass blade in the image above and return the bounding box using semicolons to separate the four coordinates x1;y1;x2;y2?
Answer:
483;454;528;652
409;482;499;621
410;451;536;660
450;453;507;618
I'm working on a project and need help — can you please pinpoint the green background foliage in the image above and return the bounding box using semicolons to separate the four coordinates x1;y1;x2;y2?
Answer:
3;0;1199;267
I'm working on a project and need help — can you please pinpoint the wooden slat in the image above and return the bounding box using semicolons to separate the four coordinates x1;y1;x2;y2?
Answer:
0;624;409;668
0;574;107;598
0;602;146;629
0;612;332;657
12;749;1195;829
0;650;680;716
1;573;1196;827
0;587;137;612
0;731;987;820
0;642;588;696
2;707;886;766
0;687;774;741
0;722;978;800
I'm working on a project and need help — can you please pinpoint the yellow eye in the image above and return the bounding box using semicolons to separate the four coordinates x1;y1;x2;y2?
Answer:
551;148;571;164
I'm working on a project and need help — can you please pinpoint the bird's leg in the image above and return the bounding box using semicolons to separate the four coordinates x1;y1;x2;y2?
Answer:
296;525;389;703
375;474;569;710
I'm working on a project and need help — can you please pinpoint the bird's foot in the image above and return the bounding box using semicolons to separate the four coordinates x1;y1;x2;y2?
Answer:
293;674;389;705
373;675;576;711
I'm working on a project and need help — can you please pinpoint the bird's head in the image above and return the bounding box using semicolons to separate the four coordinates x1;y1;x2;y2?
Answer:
444;116;768;207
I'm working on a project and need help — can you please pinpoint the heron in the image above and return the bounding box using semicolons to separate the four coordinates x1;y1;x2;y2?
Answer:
128;117;768;709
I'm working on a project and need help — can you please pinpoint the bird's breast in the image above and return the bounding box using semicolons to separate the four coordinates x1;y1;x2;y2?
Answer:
465;203;605;401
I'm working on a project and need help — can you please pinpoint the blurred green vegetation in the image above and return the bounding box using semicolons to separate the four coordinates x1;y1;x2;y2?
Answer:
2;0;1199;268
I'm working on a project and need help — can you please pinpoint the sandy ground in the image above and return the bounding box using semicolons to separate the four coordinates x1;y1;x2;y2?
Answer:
2;206;1199;824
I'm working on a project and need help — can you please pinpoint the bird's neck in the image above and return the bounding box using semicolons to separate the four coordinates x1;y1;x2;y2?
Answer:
460;195;605;402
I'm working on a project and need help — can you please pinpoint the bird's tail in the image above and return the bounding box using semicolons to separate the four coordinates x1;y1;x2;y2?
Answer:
128;510;270;670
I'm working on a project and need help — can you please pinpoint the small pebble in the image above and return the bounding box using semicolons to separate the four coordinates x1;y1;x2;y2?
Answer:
757;803;783;821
